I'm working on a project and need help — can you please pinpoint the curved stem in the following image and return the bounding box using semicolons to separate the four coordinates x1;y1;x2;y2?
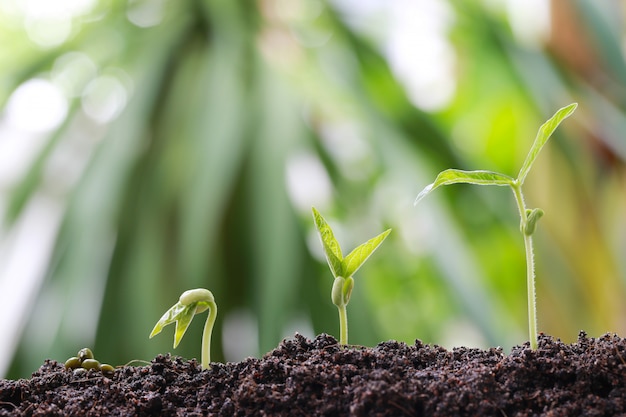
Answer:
338;305;348;345
512;184;538;350
201;301;217;369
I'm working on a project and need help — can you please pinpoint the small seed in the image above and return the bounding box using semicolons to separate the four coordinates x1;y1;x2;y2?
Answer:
100;364;115;376
73;368;87;376
78;348;94;362
64;357;81;369
81;359;101;370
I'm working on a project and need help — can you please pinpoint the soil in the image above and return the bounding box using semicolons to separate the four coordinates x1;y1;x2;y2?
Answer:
1;332;626;416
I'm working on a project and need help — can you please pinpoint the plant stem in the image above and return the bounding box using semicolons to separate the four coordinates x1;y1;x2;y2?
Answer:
201;301;217;369
523;233;538;350
512;184;538;350
338;305;348;345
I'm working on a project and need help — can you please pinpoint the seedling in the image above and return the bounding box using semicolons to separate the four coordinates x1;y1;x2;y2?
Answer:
150;288;217;369
312;207;391;345
415;103;577;350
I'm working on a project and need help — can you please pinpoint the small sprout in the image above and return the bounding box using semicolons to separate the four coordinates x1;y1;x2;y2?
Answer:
415;103;577;350
150;288;217;370
64;357;81;369
312;207;391;345
81;359;101;370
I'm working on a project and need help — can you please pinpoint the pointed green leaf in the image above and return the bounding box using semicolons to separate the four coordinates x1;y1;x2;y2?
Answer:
415;169;515;205
173;304;197;348
517;103;578;184
312;207;344;278
343;229;391;278
150;301;198;348
149;301;188;338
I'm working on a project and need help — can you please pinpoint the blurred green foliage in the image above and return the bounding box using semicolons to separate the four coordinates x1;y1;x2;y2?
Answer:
1;0;625;379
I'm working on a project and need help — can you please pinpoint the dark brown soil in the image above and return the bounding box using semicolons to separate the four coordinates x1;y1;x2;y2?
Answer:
1;332;626;416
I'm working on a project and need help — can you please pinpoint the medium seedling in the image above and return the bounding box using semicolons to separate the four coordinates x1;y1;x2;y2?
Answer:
150;288;217;369
415;103;577;350
312;207;391;345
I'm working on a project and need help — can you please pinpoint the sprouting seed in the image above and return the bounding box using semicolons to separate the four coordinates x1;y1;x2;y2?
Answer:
150;288;217;370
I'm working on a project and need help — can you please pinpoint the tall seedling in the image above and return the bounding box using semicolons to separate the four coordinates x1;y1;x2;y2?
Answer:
415;103;577;349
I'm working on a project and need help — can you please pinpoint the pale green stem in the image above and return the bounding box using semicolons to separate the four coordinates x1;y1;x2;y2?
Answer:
338;305;348;345
523;233;538;350
201;301;217;369
511;183;538;350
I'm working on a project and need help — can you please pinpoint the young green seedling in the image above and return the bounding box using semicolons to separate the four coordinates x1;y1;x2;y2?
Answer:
150;288;217;369
415;103;577;350
312;207;391;345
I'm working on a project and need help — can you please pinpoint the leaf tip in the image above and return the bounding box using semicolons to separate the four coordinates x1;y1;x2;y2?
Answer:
311;206;324;228
561;102;578;118
414;183;434;206
149;322;163;339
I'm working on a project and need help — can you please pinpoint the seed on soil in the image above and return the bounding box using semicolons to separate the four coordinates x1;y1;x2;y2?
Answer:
78;348;94;362
81;359;100;370
64;357;81;369
100;364;115;376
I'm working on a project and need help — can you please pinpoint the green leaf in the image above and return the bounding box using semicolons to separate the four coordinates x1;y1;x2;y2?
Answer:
343;229;391;278
312;207;344;278
173;304;197;348
149;302;187;338
149;301;197;348
415;169;515;205
517;103;578;184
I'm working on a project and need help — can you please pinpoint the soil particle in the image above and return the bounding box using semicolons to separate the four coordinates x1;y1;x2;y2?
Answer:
1;331;626;416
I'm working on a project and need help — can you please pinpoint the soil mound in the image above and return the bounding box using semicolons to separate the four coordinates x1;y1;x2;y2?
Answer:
1;332;625;416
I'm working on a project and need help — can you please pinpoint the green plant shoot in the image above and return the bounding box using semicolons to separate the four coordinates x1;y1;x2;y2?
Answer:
312;207;391;345
415;103;577;350
150;288;217;369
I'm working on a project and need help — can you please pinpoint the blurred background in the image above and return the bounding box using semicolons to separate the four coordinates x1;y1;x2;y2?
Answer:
1;0;625;379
